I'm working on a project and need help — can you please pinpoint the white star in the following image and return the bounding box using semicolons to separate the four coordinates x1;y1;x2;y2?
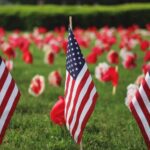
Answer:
79;62;82;65
73;74;75;77
77;52;80;55
73;58;76;61
71;43;73;46
72;53;75;56
75;68;78;71
74;63;77;66
71;48;74;51
75;42;77;45
76;47;78;49
78;57;81;60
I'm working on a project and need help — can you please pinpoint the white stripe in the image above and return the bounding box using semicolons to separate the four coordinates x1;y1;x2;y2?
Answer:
139;85;150;113
0;62;5;79
69;75;92;132
65;75;73;119
0;85;18;133
132;97;150;140
0;73;12;105
145;73;150;88
74;87;96;142
66;64;88;129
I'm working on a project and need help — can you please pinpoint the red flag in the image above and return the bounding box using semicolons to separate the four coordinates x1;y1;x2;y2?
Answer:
0;57;21;143
64;28;98;144
129;72;150;148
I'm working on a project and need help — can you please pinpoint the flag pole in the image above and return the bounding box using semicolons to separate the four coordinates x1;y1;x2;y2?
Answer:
80;140;83;150
69;16;83;150
112;86;116;95
69;16;73;30
112;66;118;95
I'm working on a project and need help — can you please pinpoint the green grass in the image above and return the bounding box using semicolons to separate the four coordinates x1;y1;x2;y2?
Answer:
0;34;148;150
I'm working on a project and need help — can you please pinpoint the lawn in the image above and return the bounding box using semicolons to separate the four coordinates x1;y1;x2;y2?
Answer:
0;28;148;150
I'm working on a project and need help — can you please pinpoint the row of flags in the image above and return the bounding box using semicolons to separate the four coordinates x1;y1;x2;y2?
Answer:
0;25;149;149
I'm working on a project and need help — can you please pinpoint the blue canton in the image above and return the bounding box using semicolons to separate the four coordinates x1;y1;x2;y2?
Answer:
66;28;85;80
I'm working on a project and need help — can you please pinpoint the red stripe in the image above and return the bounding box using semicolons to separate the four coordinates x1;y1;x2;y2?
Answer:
0;79;15;117
65;73;70;98
71;82;95;139
0;91;21;144
130;102;150;149
136;91;150;126
65;79;75;119
0;68;9;91
77;93;98;144
142;78;150;102
68;70;89;127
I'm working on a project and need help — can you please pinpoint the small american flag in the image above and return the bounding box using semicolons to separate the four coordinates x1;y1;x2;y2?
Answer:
0;57;21;143
64;28;98;144
129;72;150;148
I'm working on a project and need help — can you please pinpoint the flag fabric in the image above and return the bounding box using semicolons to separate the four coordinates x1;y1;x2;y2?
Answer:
64;28;98;144
0;57;21;143
129;72;150;148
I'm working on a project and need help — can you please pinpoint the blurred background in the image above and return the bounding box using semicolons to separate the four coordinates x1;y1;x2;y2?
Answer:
0;0;150;5
0;0;150;30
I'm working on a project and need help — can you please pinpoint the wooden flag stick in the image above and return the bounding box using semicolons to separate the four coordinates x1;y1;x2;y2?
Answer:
69;16;73;30
112;86;116;95
80;140;83;150
115;65;118;72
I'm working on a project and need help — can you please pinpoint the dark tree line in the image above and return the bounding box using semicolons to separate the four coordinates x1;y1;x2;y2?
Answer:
1;0;150;5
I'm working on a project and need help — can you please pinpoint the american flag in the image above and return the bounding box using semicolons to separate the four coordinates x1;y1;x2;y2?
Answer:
0;57;21;143
64;28;98;144
129;72;150;148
